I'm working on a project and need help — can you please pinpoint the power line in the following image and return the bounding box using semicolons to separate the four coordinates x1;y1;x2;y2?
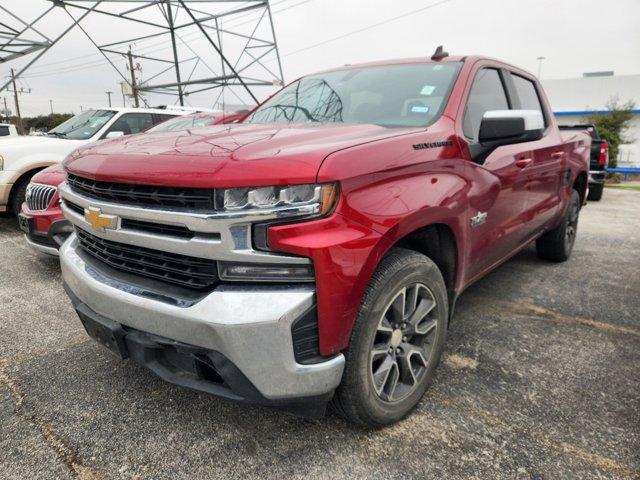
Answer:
21;0;296;73
279;0;454;59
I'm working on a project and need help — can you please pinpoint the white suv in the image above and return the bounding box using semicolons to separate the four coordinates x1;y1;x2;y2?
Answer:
0;107;185;215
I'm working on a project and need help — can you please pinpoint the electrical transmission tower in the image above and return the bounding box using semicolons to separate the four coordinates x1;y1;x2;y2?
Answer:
0;1;285;109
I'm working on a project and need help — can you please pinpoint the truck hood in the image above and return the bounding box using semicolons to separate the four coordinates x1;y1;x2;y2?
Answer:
31;163;66;186
1;135;86;168
64;123;420;188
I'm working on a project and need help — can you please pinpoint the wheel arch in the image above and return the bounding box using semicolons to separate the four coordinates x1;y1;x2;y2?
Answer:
7;166;48;208
392;223;458;307
573;170;588;205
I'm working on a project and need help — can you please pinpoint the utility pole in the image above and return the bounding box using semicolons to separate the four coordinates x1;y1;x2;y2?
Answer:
127;47;140;108
165;1;184;106
49;99;53;115
10;69;24;134
105;90;113;107
537;56;545;79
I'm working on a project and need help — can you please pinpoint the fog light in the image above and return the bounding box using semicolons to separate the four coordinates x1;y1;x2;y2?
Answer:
218;262;314;282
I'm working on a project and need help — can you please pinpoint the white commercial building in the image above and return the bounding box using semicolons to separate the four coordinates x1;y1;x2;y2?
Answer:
542;74;640;167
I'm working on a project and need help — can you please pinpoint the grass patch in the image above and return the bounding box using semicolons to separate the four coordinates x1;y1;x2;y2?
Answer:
605;184;640;192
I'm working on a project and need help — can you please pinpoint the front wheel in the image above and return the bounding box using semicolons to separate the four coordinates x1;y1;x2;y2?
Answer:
10;177;29;217
332;248;448;428
536;189;581;262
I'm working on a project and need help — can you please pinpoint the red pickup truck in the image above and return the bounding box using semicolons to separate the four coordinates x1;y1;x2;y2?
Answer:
58;52;590;427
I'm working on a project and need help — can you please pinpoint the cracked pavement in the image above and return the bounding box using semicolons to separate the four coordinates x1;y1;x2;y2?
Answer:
1;188;639;479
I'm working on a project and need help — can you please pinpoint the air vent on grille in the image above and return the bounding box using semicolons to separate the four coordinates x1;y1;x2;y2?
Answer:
26;184;56;211
75;228;219;290
67;174;216;211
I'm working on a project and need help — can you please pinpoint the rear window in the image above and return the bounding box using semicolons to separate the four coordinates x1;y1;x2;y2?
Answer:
0;126;9;136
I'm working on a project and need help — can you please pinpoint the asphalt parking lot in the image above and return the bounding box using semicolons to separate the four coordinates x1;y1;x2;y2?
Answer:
1;188;639;480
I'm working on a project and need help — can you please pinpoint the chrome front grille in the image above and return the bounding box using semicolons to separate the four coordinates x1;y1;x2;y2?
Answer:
76;227;219;289
26;183;57;211
58;177;311;289
67;174;216;211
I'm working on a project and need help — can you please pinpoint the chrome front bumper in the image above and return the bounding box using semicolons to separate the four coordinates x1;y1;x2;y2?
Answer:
60;235;344;401
25;234;59;256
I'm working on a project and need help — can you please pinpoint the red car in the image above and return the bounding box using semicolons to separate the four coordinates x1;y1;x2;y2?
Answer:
58;52;590;426
20;111;246;255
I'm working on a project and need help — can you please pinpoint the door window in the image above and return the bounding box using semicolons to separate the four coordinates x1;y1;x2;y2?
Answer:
153;113;180;126
0;126;9;136
105;113;154;137
463;69;509;141
511;74;546;125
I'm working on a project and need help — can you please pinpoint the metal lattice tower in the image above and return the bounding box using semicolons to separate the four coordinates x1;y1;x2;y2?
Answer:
0;1;285;108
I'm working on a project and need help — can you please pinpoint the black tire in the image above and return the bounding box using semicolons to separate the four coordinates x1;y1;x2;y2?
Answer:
587;183;604;201
536;189;581;262
10;177;29;217
332;248;448;428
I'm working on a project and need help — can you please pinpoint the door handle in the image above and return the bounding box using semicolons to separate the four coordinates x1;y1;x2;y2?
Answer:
515;157;533;168
551;152;565;159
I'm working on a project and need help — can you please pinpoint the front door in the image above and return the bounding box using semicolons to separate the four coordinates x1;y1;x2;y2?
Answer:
461;68;531;280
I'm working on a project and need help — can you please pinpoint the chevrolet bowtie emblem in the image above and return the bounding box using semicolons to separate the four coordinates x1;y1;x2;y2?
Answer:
84;206;118;231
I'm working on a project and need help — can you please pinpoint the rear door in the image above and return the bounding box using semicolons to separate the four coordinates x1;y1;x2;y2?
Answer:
506;72;564;230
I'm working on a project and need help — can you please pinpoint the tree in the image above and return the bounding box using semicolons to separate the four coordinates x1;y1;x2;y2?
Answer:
586;98;635;169
22;113;73;132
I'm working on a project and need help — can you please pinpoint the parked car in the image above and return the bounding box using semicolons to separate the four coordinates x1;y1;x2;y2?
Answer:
144;111;248;133
58;52;590;426
0;107;186;217
0;123;19;138
559;124;608;201
20;111;243;256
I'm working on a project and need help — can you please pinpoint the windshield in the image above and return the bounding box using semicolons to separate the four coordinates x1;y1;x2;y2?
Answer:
147;113;220;133
245;62;462;128
48;109;117;140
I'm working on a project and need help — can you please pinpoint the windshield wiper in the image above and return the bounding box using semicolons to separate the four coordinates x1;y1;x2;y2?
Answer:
48;131;67;138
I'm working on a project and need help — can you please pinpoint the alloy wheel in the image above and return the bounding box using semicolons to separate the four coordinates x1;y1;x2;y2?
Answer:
369;283;438;403
565;199;579;251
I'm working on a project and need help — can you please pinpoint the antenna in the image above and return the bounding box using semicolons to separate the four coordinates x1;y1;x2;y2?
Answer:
431;45;449;61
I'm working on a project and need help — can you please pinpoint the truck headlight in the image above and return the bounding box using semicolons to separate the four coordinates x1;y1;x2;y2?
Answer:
219;183;338;217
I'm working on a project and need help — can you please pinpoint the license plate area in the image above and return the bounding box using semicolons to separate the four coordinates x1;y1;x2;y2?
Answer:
77;307;129;359
18;214;31;234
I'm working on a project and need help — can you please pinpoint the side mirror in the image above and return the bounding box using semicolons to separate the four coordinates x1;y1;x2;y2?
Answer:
479;109;544;144
471;110;544;164
105;131;125;139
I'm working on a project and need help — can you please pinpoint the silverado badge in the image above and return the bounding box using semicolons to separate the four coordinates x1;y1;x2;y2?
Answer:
84;206;118;232
470;211;488;228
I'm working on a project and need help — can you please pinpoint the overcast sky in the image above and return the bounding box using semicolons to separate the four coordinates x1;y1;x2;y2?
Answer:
3;0;640;117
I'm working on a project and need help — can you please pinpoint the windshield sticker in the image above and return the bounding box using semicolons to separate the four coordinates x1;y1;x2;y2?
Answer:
420;85;436;95
410;105;430;114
